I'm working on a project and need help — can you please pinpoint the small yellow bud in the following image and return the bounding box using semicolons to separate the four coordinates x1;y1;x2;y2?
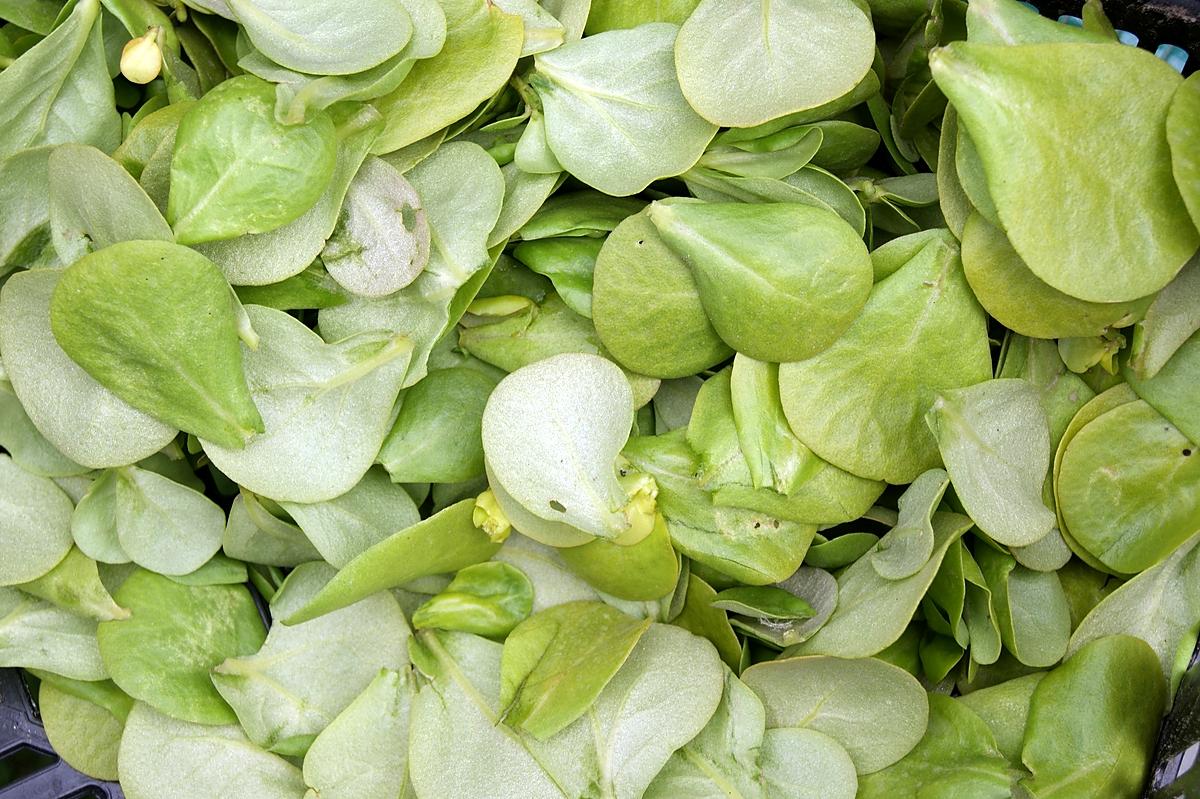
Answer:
613;470;658;546
121;29;163;85
473;489;512;543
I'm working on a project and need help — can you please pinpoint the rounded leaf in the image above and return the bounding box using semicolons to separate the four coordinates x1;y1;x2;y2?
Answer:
593;210;732;378
648;201;872;362
675;0;875;127
97;570;265;725
482;353;637;541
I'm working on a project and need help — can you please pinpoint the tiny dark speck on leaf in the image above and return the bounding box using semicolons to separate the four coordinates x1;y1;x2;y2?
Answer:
1185;449;1193;457
549;500;566;512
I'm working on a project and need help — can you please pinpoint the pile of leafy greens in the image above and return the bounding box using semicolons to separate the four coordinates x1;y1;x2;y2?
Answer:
0;0;1197;797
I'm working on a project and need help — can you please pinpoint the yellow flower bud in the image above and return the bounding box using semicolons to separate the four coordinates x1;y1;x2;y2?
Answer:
472;489;512;543
121;29;162;85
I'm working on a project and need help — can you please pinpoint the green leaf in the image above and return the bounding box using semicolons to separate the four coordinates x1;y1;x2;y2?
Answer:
48;143;173;264
302;668;415;799
322;155;430;298
1056;399;1200;573
623;431;819;584
279;467;421;568
858;692;1015;798
0;147;55;274
222;492;323;568
961;212;1152;339
976;545;1071;668
118;703;306;799
712;586;814;621
285;499;501;624
1167;71;1200;229
674;0;874;127
372;0;523;153
759;728;859;799
1020;635;1166;797
779;230;991;484
871;469;948;580
200;304;410;503
585;0;699;32
742;655;929;774
228;0;411;75
379;365;498;483
409;624;723;798
0;265;176;472
532;23;715;196
318;141;506;387
669;573;741;670
499;600;650;739
195;102;383;286
557;512;680;601
0;587;107;681
956;673;1045;763
15;546;128;622
168;75;337;245
212;563;410;756
1124;330;1200;445
482;353;641;543
593;210;732;379
232;263;349;310
643;667;770;799
927;378;1057;547
412;562;534;638
931;41;1197;302
512;237;600;318
39;681;124;781
805;533;877;570
648;201;871;362
0;0;119;160
0;454;73;585
97;570;265;724
112;465;226;576
646;668;859;799
1127;254;1200;381
728;355;822;494
49;240;263;448
1069;530;1200;691
793;511;974;658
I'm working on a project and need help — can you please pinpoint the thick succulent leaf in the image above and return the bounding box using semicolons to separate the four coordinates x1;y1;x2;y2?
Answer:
0;268;177;468
931;41;1196;302
280;467;420;568
372;0;523;153
201;305;410;503
927;378;1057;547
674;0;874;127
227;0;411;75
212;562;410;756
532;23;716;196
779;230;991;484
118;703;306;799
742;655;929;775
648;201;872;362
0;587;107;681
0;454;74;586
0;0;119;160
49;240;263;448
302;668;415;799
168;75;337;245
482;353;636;541
1020;635;1166;797
96;570;265;724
